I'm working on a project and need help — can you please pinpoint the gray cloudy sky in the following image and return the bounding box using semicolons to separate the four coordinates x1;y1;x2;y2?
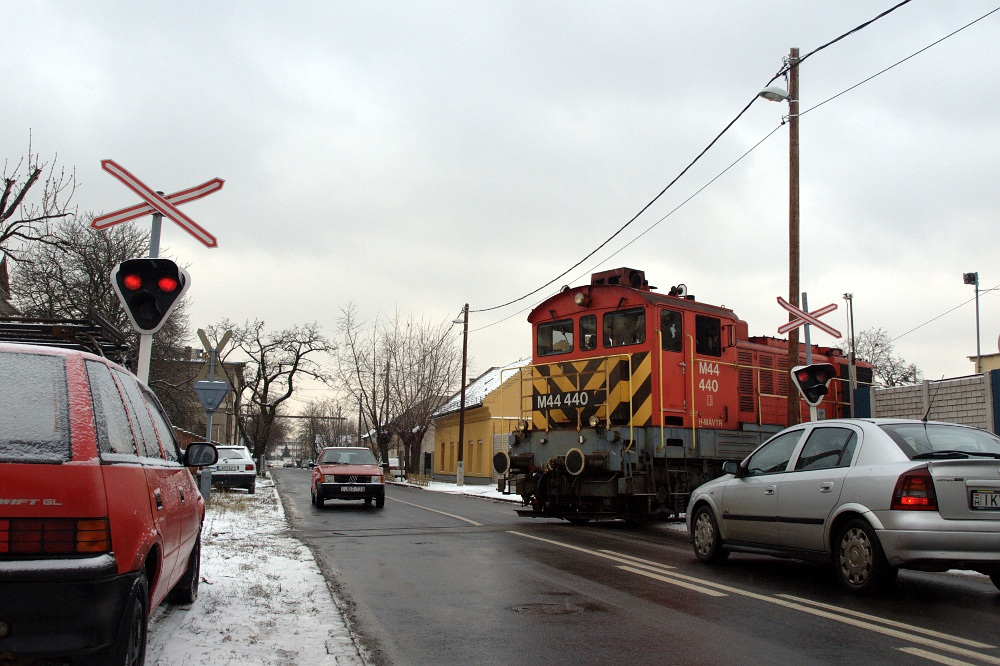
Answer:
6;1;1000;409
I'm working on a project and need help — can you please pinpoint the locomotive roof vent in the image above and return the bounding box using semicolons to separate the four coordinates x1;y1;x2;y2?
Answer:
590;267;652;291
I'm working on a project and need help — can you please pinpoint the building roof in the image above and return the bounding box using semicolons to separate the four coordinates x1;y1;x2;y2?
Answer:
433;358;530;417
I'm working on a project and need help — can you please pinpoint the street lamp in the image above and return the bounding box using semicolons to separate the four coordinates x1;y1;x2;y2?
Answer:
964;272;981;373
759;46;801;425
452;304;469;486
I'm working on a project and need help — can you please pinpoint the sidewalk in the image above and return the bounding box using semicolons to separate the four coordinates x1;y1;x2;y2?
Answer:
145;477;365;665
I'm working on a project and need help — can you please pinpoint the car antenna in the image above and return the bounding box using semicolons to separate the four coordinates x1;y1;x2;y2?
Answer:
921;376;945;422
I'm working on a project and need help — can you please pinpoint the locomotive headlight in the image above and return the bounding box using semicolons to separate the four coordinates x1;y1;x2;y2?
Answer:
588;415;600;428
573;292;590;307
517;419;529;432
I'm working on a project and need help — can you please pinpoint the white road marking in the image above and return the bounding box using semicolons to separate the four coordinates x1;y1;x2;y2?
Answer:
618;565;727;597
778;594;995;649
898;646;979;666
509;532;1000;664
508;531;675;569
390;497;482;526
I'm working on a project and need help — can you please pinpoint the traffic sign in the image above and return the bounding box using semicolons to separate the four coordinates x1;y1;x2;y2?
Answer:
92;160;221;248
777;296;842;338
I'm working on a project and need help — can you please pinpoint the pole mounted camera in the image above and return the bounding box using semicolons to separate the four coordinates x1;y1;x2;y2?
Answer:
112;258;190;334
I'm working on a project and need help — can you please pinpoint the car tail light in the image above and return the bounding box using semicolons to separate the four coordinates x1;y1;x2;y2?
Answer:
245;464;254;471
0;518;111;555
891;467;938;511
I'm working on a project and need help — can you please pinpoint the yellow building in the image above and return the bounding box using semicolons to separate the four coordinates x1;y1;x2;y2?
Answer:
432;359;529;482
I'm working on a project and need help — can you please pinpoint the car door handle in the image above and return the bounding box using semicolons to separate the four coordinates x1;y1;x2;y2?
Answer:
764;485;776;495
820;482;835;493
154;488;163;510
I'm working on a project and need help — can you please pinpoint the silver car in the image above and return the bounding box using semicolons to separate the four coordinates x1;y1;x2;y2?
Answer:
686;418;1000;594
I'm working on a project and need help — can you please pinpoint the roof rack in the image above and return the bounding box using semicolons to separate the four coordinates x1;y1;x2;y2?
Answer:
0;312;131;364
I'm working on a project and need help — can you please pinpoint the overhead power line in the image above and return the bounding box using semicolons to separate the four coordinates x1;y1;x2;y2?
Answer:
470;0;916;316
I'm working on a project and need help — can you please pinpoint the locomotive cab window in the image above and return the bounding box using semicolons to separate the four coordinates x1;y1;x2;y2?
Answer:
537;319;574;356
604;308;646;348
580;315;597;351
660;310;682;352
695;315;722;357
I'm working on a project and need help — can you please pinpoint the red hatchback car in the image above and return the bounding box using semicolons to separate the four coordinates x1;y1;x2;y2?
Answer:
0;343;217;664
311;447;385;508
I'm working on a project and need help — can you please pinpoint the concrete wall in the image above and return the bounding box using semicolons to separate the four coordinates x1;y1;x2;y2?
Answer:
870;373;995;432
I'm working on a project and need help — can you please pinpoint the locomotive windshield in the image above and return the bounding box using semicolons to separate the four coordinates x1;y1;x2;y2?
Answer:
580;315;597;351
604;308;646;347
537;319;574;356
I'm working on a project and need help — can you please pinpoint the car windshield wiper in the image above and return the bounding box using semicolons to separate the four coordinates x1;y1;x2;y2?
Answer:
912;450;1000;460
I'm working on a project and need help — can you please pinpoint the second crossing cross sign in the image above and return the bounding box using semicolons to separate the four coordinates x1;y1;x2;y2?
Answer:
776;296;842;338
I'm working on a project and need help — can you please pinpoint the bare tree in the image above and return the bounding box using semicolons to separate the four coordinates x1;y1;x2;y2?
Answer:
205;320;336;464
855;327;922;386
296;397;356;459
1;147;77;263
10;216;201;428
335;303;460;474
335;304;392;461
384;313;461;476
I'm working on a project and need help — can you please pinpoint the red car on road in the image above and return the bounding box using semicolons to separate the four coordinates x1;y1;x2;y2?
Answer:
311;447;385;508
0;343;217;664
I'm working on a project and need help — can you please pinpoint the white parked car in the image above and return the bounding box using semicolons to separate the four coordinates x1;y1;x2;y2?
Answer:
206;445;257;494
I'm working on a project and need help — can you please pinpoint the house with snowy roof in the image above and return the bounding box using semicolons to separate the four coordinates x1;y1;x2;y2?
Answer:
429;358;530;483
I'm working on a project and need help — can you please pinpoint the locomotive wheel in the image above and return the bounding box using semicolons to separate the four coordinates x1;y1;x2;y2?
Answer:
691;505;729;563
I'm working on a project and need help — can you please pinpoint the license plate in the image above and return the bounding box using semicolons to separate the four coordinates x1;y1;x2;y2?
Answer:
971;490;1000;509
341;486;363;492
217;465;239;472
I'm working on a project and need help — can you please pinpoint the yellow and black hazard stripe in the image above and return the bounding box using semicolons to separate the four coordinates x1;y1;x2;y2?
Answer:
530;353;653;429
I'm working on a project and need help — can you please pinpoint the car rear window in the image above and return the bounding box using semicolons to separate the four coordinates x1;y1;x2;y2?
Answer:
218;448;250;461
880;422;1000;459
0;352;71;463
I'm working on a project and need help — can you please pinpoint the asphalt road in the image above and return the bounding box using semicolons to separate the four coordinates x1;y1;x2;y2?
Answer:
272;468;1000;666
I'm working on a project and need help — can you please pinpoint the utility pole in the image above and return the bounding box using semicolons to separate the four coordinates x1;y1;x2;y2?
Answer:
456;304;469;486
785;47;802;426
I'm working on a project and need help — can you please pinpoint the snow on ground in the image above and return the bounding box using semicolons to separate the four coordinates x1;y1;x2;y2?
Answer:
145;478;364;665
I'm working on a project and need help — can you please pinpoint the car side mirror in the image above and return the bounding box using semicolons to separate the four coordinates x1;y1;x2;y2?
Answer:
722;460;741;477
184;442;218;467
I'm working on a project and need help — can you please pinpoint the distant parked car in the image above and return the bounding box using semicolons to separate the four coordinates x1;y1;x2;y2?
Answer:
311;447;385;508
687;418;1000;594
205;445;257;494
0;342;217;662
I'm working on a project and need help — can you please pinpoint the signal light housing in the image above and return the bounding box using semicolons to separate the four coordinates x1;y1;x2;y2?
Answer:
111;258;190;334
790;363;837;407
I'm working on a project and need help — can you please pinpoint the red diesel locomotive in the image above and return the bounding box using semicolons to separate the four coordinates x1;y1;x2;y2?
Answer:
494;267;872;522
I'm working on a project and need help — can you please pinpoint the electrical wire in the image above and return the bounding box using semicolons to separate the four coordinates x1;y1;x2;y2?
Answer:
470;0;917;316
892;285;1000;342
